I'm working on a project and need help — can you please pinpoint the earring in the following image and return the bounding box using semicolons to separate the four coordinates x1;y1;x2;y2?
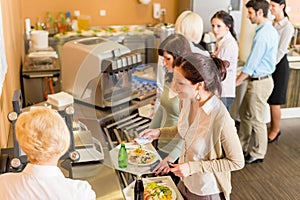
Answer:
196;92;201;101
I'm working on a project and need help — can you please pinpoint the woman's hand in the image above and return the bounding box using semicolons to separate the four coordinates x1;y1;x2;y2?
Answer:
139;129;161;141
132;129;160;145
169;162;191;178
153;156;173;175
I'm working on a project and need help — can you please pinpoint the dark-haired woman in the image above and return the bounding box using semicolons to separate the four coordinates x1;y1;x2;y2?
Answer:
154;11;210;116
211;10;239;111
139;53;244;199
149;33;191;158
268;0;294;143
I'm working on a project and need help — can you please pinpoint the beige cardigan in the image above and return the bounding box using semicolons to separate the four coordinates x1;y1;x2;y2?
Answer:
159;96;245;199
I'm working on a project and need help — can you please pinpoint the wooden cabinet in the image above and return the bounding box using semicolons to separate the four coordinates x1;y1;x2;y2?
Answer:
282;62;300;108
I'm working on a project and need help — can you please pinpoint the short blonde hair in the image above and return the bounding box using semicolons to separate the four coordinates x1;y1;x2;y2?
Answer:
16;107;70;163
175;11;204;43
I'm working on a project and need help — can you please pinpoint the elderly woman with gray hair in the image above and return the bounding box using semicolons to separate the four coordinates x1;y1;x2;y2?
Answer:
0;107;96;200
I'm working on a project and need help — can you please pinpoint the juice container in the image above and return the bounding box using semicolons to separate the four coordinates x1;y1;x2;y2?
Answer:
77;15;91;31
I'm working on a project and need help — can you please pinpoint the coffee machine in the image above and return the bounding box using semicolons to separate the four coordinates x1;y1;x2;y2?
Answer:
61;37;142;108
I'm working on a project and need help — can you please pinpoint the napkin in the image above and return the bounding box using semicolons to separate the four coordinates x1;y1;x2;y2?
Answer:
47;91;74;108
28;51;58;58
134;137;152;145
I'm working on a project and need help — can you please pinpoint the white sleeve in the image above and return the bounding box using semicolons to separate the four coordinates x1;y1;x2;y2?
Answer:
276;24;294;64
154;56;165;111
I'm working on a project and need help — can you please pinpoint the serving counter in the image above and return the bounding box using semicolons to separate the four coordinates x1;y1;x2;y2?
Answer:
51;93;184;200
282;57;300;108
67;118;124;200
68;97;183;199
70;97;155;199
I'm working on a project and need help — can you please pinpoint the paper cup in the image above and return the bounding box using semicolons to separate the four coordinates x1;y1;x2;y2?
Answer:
31;30;49;49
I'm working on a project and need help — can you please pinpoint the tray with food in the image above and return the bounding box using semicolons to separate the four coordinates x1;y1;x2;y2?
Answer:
109;143;161;175
123;176;183;200
127;145;157;166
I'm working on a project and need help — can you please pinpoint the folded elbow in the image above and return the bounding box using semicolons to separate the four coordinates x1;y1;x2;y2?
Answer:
233;157;245;170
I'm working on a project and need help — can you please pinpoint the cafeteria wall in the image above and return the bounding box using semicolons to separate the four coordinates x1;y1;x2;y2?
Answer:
21;0;300;28
286;0;300;24
0;0;22;148
21;0;179;27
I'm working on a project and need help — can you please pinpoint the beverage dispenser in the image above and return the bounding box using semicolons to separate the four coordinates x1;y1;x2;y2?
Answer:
61;37;142;108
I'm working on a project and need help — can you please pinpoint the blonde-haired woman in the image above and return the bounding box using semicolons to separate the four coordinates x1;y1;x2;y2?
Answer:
175;11;202;42
0;107;96;200
175;10;210;57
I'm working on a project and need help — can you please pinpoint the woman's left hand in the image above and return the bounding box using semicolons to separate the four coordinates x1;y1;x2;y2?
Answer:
153;156;173;175
169;162;191;178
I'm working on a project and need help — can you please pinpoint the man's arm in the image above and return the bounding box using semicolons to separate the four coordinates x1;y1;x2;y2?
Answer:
236;72;249;87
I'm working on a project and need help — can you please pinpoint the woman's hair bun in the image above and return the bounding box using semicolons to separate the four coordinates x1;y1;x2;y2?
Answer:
211;55;229;81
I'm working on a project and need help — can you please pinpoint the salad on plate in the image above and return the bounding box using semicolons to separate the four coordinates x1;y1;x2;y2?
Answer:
127;145;157;166
144;181;175;200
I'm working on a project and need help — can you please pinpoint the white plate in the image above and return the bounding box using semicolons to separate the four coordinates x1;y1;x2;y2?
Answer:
127;148;158;166
143;180;177;200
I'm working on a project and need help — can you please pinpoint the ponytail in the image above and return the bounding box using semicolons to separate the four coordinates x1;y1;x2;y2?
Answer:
211;55;229;81
283;5;289;18
229;16;237;41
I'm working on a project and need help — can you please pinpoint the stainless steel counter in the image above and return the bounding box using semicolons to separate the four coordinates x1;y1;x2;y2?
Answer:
66;118;123;200
71;98;155;199
73;164;123;200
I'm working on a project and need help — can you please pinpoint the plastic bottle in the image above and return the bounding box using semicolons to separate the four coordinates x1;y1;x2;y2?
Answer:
57;12;66;33
65;11;73;31
25;18;31;39
36;16;45;30
45;12;58;37
71;10;80;32
45;11;51;27
134;176;144;200
24;18;31;53
118;141;128;168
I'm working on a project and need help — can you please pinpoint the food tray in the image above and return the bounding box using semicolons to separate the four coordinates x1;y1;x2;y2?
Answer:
123;176;184;200
109;143;162;176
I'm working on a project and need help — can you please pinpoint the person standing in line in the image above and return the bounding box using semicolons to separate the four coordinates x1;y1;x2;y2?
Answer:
153;11;209;116
211;10;239;110
139;53;244;199
174;10;210;57
0;107;96;200
236;0;279;164
147;34;191;185
267;0;294;143
149;34;191;159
